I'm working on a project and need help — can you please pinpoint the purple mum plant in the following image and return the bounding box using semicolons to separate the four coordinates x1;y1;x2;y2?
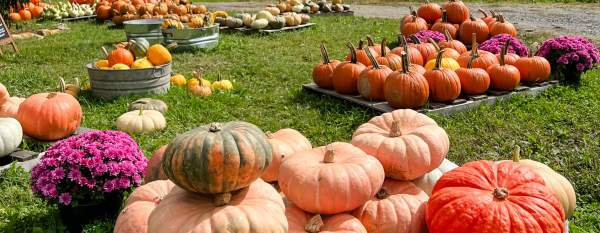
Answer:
30;130;147;206
536;35;600;73
409;30;446;43
479;34;529;57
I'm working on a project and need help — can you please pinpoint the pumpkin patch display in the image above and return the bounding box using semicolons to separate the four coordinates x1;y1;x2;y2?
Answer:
313;43;340;89
487;40;521;91
384;51;429;109
261;128;312;183
287;203;367;233
0;118;23;158
114;180;176;233
357;46;393;101
116;108;167;134
144;145;169;183
424;49;461;102
426;160;565;233
352;109;449;180
333;43;367;94
17;92;82;141
278;142;385;214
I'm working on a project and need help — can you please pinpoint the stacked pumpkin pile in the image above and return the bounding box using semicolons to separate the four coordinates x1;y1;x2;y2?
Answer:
219;10;310;30
94;39;172;70
265;0;350;15
95;0;210;26
8;1;45;22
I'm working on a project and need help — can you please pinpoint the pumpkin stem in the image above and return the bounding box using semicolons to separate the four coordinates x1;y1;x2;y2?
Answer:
512;145;521;162
101;46;109;58
400;34;412;63
443;28;453;42
305;214;324;233
209;122;222;132
58;77;66;92
428;38;440;51
408;6;414;16
319;43;331;64
498;14;505;23
365;44;380;69
47;92;59;99
434;49;445;70
138;106;145;116
493;188;509;200
478;8;488;18
441;9;448;23
411;14;416;22
74;78;80;88
500;38;510;66
213;192;232;206
469;14;476;22
490;10;497;18
410;35;421;44
380;38;388;56
323;146;335;163
400;51;410;74
375;187;390;199
389;120;404;137
366;35;376;47
346;42;358;64
466;53;478;69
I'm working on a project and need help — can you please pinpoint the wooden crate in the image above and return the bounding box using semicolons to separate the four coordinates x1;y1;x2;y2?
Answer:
302;81;558;116
220;23;315;34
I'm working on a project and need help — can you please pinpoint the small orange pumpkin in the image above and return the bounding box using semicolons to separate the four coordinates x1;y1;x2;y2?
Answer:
442;0;469;24
424;49;461;102
358;47;393;101
106;46;134;67
391;34;424;66
16;92;83;141
366;35;390;57
417;0;442;24
490;14;517;37
147;44;172;66
456;53;490;95
334;43;367;94
496;52;520;66
384;51;430;109
401;15;428;36
438;29;467;54
409;35;437;63
312;43;341;89
345;40;378;67
375;38;403;71
459;16;489;44
514;51;551;83
487;40;520;91
431;10;457;39
457;38;499;70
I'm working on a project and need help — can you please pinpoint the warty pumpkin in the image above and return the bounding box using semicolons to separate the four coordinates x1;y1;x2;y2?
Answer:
459;15;489;44
490;14;517;37
426;160;565;233
148;179;287;233
113;180;175;233
313;43;341;89
16;92;82;141
0;97;25;118
334;42;367;94
412;159;458;195
487;40;520;91
261;128;312;183
278;142;385;214
116;108;166;134
384;51;430;109
287;203;367;233
417;0;442;24
424;49;462;102
431;10;457;39
358;46;393;101
438;29;467;54
0;118;22;158
144;145;169;183
147;44;172;66
352;109;449;180
442;0;469;24
345;40;378;67
128;98;168;114
391;34;424;66
353;179;429;233
515;49;551;82
162;121;272;204
455;53;491;95
376;38;403;71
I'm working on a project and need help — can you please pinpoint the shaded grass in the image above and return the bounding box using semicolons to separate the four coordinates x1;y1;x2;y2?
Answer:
1;16;599;232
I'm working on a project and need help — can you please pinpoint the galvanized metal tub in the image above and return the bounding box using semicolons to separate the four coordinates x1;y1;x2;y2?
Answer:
124;19;164;45
126;32;164;45
86;63;171;99
162;24;219;51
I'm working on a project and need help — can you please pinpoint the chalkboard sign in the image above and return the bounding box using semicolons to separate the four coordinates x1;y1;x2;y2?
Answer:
0;14;18;54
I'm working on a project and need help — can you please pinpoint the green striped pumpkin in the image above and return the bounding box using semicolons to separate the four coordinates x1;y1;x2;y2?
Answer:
162;121;273;195
128;38;150;59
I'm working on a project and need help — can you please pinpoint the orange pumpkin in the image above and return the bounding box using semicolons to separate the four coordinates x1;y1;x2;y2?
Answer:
417;0;442;24
107;46;134;67
16;92;82;141
366;35;390;57
438;29;467;54
96;5;113;20
334;43;367;94
352;109;449;180
487;40;520;91
0;97;25;118
442;0;469;24
0;83;9;105
426;160;565;233
459;16;489;45
424;49;461;102
278;142;385;215
490;14;517;37
312;43;341;89
426;39;460;61
400;7;426;30
147;44;172;66
457;39;499;70
144;145;168;183
391;34;424;66
9;12;21;22
287;203;367;233
401;15;428;36
148;179;287;233
455;54;490;95
114;180;176;233
515;53;551;83
261;128;312;183
431;10;457;39
345;40;378;67
353;179;429;233
384;51;429;109
375;39;403;71
496;52;520;66
409;35;437;63
19;8;32;21
478;8;497;25
30;6;43;18
358;48;393;101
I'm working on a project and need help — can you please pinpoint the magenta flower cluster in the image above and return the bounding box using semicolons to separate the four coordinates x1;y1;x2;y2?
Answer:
410;30;446;43
535;35;600;72
479;34;529;57
30;130;147;206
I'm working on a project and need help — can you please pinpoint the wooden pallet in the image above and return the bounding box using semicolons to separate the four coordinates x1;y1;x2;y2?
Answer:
308;11;354;17
220;23;315;34
22;127;96;146
302;80;558;116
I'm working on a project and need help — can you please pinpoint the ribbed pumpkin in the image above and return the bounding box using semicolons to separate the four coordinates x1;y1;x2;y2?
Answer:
455;53;491;95
106;46;134;67
366;35;390;57
345;40;378;67
431;10;457;39
426;160;565;233
425;38;461;61
413;159;458;195
457;39;499;70
438;29;467;54
409;35;437;63
490;14;517;37
16;92;82;141
358;47;393;101
487;40;521;91
334;43;367;94
313;43;341;89
148;179;288;233
384;51;430;109
442;0;469;24
278;142;385;215
459;16;489;44
417;0;442;24
287;204;367;233
114;180;176;233
515;52;551;83
375;39;402;71
162;121;272;204
424;49;461;102
352;109;449;180
401;15;428;36
261;128;312;183
144;145;168;183
353;179;429;233
127;38;150;59
497;52;520;66
391;34;424;66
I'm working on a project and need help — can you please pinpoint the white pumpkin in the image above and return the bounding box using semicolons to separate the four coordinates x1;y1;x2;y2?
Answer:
255;10;274;21
0;117;23;157
251;19;269;29
412;159;458;196
116;108;166;134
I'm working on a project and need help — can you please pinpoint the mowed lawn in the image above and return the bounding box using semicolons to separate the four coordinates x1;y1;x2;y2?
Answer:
0;16;599;232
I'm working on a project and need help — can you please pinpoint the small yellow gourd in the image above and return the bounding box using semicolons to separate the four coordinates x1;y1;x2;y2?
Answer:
424;57;460;71
112;64;131;70
132;58;154;69
212;75;233;91
192;71;211;87
96;60;110;69
170;74;187;87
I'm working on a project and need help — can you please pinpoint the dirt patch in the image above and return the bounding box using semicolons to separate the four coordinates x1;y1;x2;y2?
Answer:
205;2;600;40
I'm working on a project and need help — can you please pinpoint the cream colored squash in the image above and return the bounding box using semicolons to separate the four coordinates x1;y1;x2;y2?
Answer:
412;159;458;196
116;108;166;134
0;117;23;157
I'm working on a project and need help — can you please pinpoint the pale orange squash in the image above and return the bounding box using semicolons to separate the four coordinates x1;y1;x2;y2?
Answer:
114;180;176;233
278;142;385;214
351;109;449;180
0;97;25;118
143;145;168;183
261;128;312;183
287;203;367;233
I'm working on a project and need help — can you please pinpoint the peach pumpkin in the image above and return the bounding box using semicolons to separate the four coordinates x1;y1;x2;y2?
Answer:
114;180;175;233
287;203;367;233
0;97;25;118
144;145;168;183
278;142;385;215
17;92;82;141
261;128;312;183
352;109;449;180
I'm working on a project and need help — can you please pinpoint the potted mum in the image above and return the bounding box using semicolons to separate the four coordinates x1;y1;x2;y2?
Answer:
536;35;600;84
30;130;147;232
479;34;529;57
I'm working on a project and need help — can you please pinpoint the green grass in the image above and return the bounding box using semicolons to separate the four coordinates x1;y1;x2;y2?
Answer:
1;16;600;232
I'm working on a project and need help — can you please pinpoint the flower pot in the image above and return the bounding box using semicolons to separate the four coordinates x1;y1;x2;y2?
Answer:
552;65;583;85
59;192;124;233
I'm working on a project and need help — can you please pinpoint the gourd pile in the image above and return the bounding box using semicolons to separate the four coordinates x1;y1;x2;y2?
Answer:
43;2;94;20
170;71;234;97
218;10;311;30
114;108;575;233
94;38;172;70
94;0;211;26
8;2;46;22
265;0;350;15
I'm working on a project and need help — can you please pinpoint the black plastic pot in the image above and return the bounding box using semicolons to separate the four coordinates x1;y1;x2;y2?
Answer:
59;192;123;233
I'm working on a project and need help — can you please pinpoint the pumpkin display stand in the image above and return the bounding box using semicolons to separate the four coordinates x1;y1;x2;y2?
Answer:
302;80;558;115
86;63;172;99
163;24;220;51
59;192;123;233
